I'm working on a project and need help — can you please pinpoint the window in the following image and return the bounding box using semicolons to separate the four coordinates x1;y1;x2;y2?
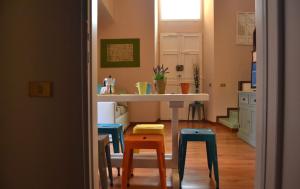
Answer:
160;0;201;20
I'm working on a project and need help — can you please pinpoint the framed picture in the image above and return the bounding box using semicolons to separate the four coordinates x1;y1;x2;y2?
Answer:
100;38;140;68
236;12;255;45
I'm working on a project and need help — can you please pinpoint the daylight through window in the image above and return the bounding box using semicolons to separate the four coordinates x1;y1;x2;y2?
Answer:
160;0;201;20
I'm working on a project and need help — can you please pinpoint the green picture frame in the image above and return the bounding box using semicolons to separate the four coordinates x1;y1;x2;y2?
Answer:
100;38;140;68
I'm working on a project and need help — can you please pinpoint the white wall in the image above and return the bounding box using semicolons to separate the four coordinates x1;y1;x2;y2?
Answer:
281;0;300;188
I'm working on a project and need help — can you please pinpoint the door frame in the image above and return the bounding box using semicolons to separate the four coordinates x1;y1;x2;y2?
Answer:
256;0;284;188
88;0;100;189
87;0;285;188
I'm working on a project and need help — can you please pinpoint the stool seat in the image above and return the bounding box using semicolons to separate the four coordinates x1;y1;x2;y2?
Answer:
133;124;164;135
179;128;219;189
97;123;124;152
122;134;166;189
181;128;214;135
98;123;123;128
133;124;164;154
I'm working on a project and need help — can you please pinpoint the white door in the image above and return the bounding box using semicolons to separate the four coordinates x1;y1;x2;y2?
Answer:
160;33;202;120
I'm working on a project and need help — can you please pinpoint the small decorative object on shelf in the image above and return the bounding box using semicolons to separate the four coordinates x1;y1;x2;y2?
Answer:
252;28;256;63
102;75;116;94
180;83;190;94
251;28;256;89
153;64;169;94
193;64;200;93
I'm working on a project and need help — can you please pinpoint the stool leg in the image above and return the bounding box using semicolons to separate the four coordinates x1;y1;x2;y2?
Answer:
112;131;120;153
210;139;219;189
127;149;134;187
179;139;187;182
122;147;131;189
192;106;196;120
197;105;201;121
178;136;182;172
105;144;113;186
112;131;121;176
188;105;191;120
178;136;183;189
98;143;108;189
157;148;166;189
202;105;206;120
206;141;213;178
119;130;125;153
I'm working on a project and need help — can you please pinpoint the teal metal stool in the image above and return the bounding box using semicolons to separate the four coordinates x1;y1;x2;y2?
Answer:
178;128;219;189
188;101;205;121
98;134;113;187
97;123;125;176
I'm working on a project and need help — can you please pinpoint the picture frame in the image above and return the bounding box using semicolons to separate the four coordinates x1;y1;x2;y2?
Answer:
100;38;140;68
236;12;255;45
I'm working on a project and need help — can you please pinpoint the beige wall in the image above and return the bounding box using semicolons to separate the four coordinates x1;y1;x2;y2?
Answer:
98;0;159;122
213;0;255;119
203;0;216;121
98;0;254;122
101;0;114;17
203;0;255;121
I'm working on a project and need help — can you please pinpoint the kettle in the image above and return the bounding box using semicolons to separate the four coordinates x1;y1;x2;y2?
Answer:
103;75;116;94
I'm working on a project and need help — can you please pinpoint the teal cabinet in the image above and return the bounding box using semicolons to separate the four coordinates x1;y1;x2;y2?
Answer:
238;92;256;147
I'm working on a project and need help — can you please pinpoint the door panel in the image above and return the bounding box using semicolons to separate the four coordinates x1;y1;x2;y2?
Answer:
160;34;180;51
159;33;202;120
160;53;180;79
182;53;200;80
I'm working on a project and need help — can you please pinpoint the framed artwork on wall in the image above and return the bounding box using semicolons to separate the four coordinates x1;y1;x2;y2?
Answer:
100;38;140;68
236;12;255;45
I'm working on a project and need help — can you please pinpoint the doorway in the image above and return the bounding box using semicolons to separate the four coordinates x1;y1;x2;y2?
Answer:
88;0;283;188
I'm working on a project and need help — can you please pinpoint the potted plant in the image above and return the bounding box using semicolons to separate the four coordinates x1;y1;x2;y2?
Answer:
153;64;169;94
193;64;200;93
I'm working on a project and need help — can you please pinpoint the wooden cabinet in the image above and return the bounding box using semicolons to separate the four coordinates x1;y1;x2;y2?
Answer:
238;91;256;147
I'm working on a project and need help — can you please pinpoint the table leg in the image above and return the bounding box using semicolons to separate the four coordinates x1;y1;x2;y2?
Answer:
169;101;183;167
170;101;183;189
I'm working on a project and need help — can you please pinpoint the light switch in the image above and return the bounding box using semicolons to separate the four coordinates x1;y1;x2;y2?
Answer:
220;83;226;87
29;81;52;97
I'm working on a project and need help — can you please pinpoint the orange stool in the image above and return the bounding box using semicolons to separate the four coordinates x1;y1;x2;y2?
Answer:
122;134;166;189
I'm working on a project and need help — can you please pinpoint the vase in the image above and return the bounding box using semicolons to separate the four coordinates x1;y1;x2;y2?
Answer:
180;83;190;94
154;79;166;94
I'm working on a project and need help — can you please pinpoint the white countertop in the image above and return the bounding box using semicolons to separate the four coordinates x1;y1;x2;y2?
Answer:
97;93;209;102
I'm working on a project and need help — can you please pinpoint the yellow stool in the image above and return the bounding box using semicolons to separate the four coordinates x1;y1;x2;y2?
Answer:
133;124;165;154
133;124;165;135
